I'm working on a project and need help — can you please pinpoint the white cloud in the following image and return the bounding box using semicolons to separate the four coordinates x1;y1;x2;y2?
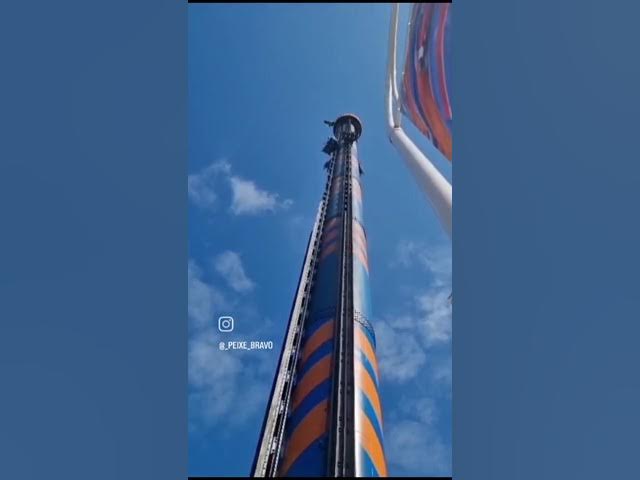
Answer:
431;355;452;389
385;396;450;475
390;240;452;347
188;260;229;330
376;242;452;385
229;176;292;215
188;160;231;210
393;241;451;286
385;420;450;475
188;159;292;216
188;258;272;432
378;240;452;475
376;320;427;383
384;393;452;476
213;250;255;293
417;286;452;346
188;324;268;429
397;396;437;425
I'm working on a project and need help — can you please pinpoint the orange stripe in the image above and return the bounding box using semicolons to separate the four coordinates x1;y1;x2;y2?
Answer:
322;227;340;245
291;355;332;410
322;222;340;236
352;236;368;259
319;241;339;262
353;218;365;233
300;320;334;364
352;178;363;199
360;412;387;476
352;227;368;261
353;229;367;250
356;363;383;424
355;328;379;379
352;221;367;244
416;55;452;160
280;399;329;475
354;244;369;267
354;248;369;272
324;217;340;232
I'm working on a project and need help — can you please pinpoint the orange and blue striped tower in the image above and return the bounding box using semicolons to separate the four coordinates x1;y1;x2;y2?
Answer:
252;115;387;477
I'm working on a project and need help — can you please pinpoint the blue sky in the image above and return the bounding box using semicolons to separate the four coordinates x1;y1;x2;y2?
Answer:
188;4;452;477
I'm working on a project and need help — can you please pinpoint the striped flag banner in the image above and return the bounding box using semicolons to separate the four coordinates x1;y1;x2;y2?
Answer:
401;3;452;161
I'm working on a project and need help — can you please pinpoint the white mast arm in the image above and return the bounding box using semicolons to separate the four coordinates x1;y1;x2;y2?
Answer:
385;3;452;239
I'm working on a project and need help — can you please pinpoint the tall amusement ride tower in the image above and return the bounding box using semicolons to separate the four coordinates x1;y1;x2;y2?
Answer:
252;115;387;477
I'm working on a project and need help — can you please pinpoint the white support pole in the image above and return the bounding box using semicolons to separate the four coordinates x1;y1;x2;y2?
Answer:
386;3;452;239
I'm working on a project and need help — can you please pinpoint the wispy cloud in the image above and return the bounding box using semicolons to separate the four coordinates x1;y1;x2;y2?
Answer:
386;419;450;475
398;396;437;425
187;160;231;210
188;259;229;330
417;288;452;347
229;176;292;215
376;319;427;383
430;354;452;390
393;240;451;285
385;395;449;475
189;323;269;429
376;307;452;387
213;250;255;293
188;159;292;215
390;240;452;348
377;240;452;475
188;258;271;432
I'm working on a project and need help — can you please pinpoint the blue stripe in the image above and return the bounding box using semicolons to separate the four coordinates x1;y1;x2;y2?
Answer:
358;448;381;477
357;321;377;352
326;199;342;218
303;315;332;339
320;236;339;253
287;379;331;434
321;227;341;244
413;6;432;133
357;350;379;387
407;5;432;138
293;352;331;393
309;256;340;313
360;390;384;444
284;434;328;477
298;340;333;378
429;5;447;121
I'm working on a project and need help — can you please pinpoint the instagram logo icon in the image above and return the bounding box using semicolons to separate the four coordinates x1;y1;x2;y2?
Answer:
218;316;234;333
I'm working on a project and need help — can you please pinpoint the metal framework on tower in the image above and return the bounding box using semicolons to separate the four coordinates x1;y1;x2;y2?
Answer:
252;115;387;477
